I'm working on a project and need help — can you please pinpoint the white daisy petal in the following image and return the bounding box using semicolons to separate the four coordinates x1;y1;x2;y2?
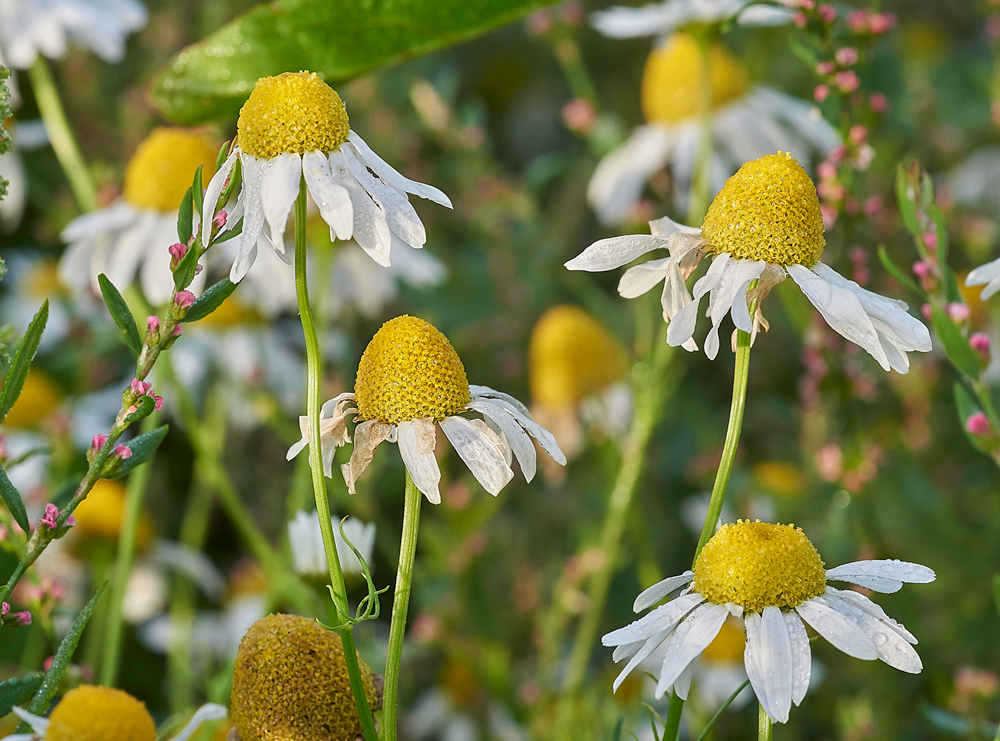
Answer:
967;257;1000;300
564;234;669;272
633;571;695;613
824;588;922;673
612;639;646;663
649;215;702;238
469;386;531;417
139;214;184;306
590;3;683;38
468;399;537;482
61;200;136;242
795;595;878;660
470;390;566;466
705;258;765;359
260;152;302;253
105;209;160;292
756;606;794;723
742;613;768;713
656;601;728;698
202;150;238;246
587;125;675;225
11;707;48;734
342;420;393;494
328;149;392;266
831;588;918;644
673;656;697;701
396;418;442;504
784;610;811;706
618;257;671;299
825;559;936;593
302;150;354;241
613;629;672;692
230;155;268;282
342;143;427;249
347;131;452;208
439;416;513;496
170;703;228;741
602;592;705;647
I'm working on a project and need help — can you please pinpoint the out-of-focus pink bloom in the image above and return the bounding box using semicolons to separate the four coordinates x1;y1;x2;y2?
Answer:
561;1;584;26
835;47;859;66
844;197;859;216
869;92;889;113
527;8;553;35
835;70;860;93
793;11;808;27
817;4;836;23
849;125;868;144
971;333;991;364
561;98;597;135
912;261;931;280
816;61;836;75
947;303;970;323
847;9;870;33
870;12;896;34
923;232;938;251
828;144;848;164
966;412;992;437
863;195;884;216
174;291;196;309
818;181;846;201
820;203;838;228
814;84;830;102
921;304;933;321
13;611;31;626
817;161;838;180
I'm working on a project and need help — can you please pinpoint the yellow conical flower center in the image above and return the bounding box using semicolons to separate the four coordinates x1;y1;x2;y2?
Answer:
122;128;217;212
693;520;827;613
354;315;471;425
25;261;62;299
46;685;156;741
231;613;379;741
237;71;350;160
642;34;749;125
701;152;825;266
3;370;61;428
700;617;745;663
72;479;153;547
529;305;625;408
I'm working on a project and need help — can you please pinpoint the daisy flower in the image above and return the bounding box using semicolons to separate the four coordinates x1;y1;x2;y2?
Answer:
201;71;452;283
59;127;218;305
6;685;225;741
602;520;934;723
287;315;566;504
287;510;376;579
588;33;838;224
568;152;932;372
0;0;147;69
0;119;47;232
591;0;791;39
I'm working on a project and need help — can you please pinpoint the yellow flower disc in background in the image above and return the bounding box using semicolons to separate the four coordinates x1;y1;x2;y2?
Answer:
123;128;217;212
72;479;153;547
3;370;62;429
46;685;156;741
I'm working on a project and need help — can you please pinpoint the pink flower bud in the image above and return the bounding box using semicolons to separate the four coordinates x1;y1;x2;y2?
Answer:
947;303;970;323
1;602;8;617
817;3;836;23
172;325;184;337
91;434;108;450
869;12;896;34
816;61;836;75
966;411;993;437
869;92;889;113
168;243;188;262
814;84;830;102
828;144;848;164
527;8;553;35
820;203;839;229
114;445;132;460
847;9;869;33
835;70;860;93
923;232;938;251
39;504;59;530
153;395;164;412
863;195;884;216
793;10;807;27
146;316;160;333
127;405;138;415
561;98;597;135
817;161;838;180
131;378;152;396
971;333;991;354
212;210;228;228
194;264;204;275
849;125;868;144
561;1;584;26
174;291;196;309
14;611;30;626
921;304;933;321
835;47;859;66
912;261;931;279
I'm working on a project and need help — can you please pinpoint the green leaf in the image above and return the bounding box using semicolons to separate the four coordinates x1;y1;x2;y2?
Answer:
0;300;48;424
23;583;107;721
942;264;963;305
993;573;1000;618
177;187;194;244
953;383;991;454
895;163;921;236
98;275;143;357
932;305;982;378
183;279;239;323
0;673;43;718
0;464;30;534
877;246;920;295
212;219;243;246
123;394;156;426
215;141;231;170
192;164;205;219
106;425;168;480
173;241;201;290
151;0;563;124
928;203;949;263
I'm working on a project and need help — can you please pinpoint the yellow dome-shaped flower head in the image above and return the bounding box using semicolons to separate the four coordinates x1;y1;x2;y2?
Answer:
3;370;61;429
122;128;218;212
72;479;154;548
45;685;157;741
231;613;380;741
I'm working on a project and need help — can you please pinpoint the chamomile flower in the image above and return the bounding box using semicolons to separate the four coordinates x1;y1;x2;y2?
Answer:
287;510;376;579
5;685;225;741
0;0;147;69
603;520;934;723
591;0;792;39
201;71;452;283
568;152;932;372
588;34;838;224
59;127;218;305
287;315;565;504
0;119;47;231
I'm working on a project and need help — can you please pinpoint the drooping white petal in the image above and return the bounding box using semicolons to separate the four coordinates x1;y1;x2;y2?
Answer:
587;125;675;225
755;606;794;723
666;252;729;348
823;588;922;673
784;611;811;706
396;418;442;504
704;258;765;359
10;706;48;734
201;149;238;246
618;257;671;299
831;588;917;644
603;591;705;647
470;389;566;466
469;385;531;417
967;256;1000;300
468;399;537;482
140;214;186;306
825;559;936;593
230;154;268;282
750;87;840;153
795;595;878;660
565;235;670;272
302;150;353;241
656;601;728;698
612;639;645;663
633;571;695;613
260;152;302;254
170;703;228;741
787;263;890;370
343;143;426;249
613;629;672;692
347;131;452;207
342;420;394;494
61;200;136;242
672;656;697;700
742;613;768;714
650;215;702;238
439;416;513;496
328;150;392;266
104;209;161;292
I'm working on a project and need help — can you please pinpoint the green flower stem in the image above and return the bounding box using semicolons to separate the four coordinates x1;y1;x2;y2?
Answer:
695;678;751;741
758;704;773;741
664;327;754;740
550;35;600;108
559;338;676;705
687;32;716;226
99;414;158;688
293;179;379;741
28;57;97;213
382;470;423;741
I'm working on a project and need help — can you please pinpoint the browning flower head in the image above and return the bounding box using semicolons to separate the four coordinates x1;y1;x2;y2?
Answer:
701;152;826;266
642;34;749;125
122;128;218;211
693;520;827;613
529;305;625;407
237;72;350;159
354;315;471;425
46;685;156;741
231;613;379;741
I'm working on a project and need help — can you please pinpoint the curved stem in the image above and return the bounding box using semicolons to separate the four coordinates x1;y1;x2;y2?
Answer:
382;470;423;741
293;179;379;741
686;32;715;226
758;703;773;741
28;57;97;212
695;678;751;741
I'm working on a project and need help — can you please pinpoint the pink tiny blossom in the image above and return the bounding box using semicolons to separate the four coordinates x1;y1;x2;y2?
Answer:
971;333;992;363
844;198;859;216
818;181;845;201
912;261;931;279
39;504;59;530
923;232;938;251
146;316;160;333
1;602;8;617
43;656;53;671
91;434;108;450
921;304;933;321
67;516;76;526
820;203;838;228
527;8;553;35
793;11;807;27
817;3;836;23
172;325;184;337
966;412;992;437
174;291;196;309
869;92;889;113
869;12;896;34
816;61;836;75
947;303;970;323
835;70;860;93
212;210;228;228
131;378;152;396
817;161;838;180
828;144;848;164
153;395;164;412
814;84;830;103
863;195;884;216
561;1;584;26
127;405;138;415
168;243;188;262
194;264;204;275
114;445;132;460
13;611;30;626
835;47;859;66
849;125;867;144
847;9;869;33
561;98;597;135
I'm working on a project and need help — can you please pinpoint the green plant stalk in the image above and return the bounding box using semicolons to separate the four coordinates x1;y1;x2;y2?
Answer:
99;415;157;687
695;678;751;741
28;57;97;212
550;35;600;107
758;704;773;741
382;470;423;741
560;340;675;701
686;33;715;226
664;328;753;740
293;180;378;741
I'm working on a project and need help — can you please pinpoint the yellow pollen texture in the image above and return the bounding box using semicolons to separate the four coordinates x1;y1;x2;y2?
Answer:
529;305;625;408
45;685;156;741
701;152;826;267
354;315;471;425
692;520;827;613
642;34;749;125
231;613;379;741
237;71;350;159
122;128;217;212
